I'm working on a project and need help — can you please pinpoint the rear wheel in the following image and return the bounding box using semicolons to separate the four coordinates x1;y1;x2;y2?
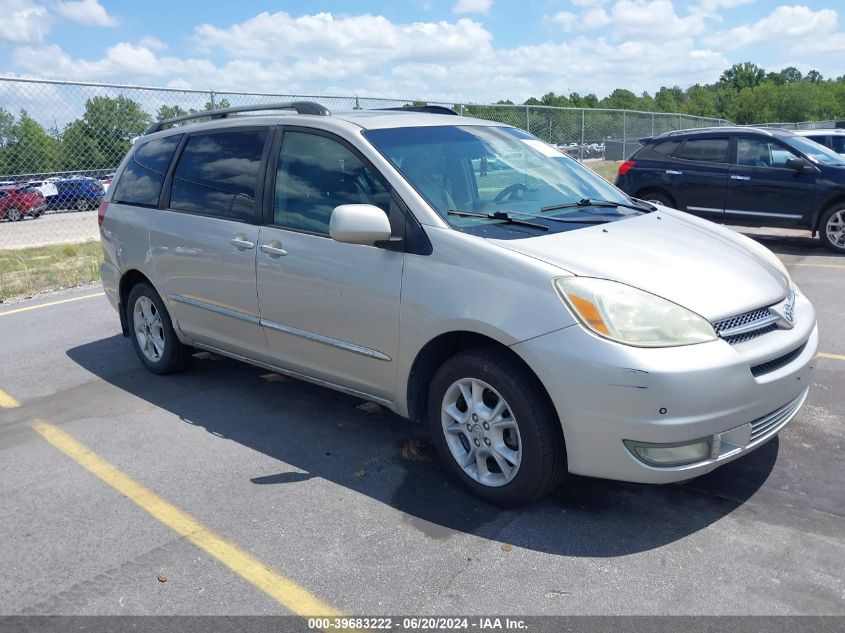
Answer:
819;205;845;254
75;198;91;212
428;347;566;506
126;282;192;374
7;207;23;222
637;190;674;208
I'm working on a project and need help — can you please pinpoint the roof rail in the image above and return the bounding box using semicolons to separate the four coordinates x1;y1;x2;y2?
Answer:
378;105;459;116
145;101;331;135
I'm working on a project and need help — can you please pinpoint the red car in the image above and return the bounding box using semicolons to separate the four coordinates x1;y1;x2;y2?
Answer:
0;184;47;221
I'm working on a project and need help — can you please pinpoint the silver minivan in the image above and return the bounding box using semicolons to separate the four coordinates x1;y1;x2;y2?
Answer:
99;103;818;506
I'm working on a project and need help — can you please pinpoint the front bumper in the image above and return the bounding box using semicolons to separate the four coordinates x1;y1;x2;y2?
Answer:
511;289;818;484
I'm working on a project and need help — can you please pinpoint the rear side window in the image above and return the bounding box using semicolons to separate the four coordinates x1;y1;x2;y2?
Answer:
170;129;268;222
113;135;183;207
831;137;845;153
652;140;680;157
675;138;729;163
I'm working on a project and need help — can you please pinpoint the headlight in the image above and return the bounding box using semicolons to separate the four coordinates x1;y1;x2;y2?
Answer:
554;277;717;347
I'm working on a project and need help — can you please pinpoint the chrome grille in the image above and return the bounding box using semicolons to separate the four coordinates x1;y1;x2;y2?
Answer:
749;388;807;444
713;306;777;345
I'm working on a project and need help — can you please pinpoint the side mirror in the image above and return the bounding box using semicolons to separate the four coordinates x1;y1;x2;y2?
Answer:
784;157;806;171
329;204;392;246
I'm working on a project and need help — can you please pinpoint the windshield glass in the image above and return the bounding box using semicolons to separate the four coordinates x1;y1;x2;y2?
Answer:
363;125;637;238
784;135;845;166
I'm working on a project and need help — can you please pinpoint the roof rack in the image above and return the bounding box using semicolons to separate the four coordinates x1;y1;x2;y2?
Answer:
378;105;459;116
145;101;331;135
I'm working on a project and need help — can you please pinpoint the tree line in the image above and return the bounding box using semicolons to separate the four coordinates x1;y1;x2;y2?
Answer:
1;62;843;177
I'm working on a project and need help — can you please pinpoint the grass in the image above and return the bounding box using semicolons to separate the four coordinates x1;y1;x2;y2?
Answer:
0;242;103;302
585;160;622;183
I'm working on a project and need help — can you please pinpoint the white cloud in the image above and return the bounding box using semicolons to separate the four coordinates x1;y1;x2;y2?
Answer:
0;1;52;43
706;5;837;50
138;35;168;51
572;0;607;6
693;0;754;13
56;0;119;27
583;8;612;29
611;0;710;38
453;0;492;14
549;11;578;30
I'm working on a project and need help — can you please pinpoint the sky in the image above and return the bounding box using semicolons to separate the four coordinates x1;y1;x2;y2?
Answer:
0;0;842;103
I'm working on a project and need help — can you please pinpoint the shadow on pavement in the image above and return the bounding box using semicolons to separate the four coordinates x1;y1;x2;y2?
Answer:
67;335;778;558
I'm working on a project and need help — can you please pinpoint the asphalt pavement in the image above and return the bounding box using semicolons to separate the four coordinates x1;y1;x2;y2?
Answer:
0;229;843;617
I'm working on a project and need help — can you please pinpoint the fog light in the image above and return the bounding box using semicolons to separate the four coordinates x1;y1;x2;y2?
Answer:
624;438;712;467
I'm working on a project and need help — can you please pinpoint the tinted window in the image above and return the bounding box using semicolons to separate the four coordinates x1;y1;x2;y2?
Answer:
113;135;183;207
274;131;390;234
736;138;799;168
832;137;845;154
675;138;729;163
170;130;267;222
652;140;680;156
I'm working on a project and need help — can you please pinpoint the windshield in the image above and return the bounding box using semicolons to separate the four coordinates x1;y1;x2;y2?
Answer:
784;135;845;166
363;125;637;238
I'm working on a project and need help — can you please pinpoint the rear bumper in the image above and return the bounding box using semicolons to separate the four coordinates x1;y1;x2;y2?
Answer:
511;289;818;484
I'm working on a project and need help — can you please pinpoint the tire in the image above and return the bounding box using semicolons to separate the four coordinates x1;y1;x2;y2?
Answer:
819;204;845;254
126;282;192;374
75;198;91;212
7;207;23;222
427;347;566;507
637;190;674;208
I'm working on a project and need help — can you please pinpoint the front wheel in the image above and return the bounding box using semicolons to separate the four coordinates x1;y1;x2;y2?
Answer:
126;282;192;374
75;198;91;212
819;205;845;254
7;207;23;222
427;348;566;506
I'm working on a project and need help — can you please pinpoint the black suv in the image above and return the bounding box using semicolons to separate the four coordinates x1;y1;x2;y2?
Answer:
615;127;845;253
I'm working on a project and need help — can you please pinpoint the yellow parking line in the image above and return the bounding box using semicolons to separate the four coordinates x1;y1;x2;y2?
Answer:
30;420;343;619
0;389;20;408
787;262;845;269
817;352;845;362
0;292;105;317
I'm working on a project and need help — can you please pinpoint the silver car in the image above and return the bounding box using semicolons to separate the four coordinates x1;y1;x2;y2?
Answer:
99;103;818;506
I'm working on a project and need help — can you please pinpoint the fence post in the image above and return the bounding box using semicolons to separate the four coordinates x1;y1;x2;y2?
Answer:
622;110;627;160
209;90;216;109
525;105;530;133
678;113;682;130
651;112;655;136
579;109;585;161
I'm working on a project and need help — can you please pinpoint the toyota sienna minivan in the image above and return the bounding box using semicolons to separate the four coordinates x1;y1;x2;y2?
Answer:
99;103;817;506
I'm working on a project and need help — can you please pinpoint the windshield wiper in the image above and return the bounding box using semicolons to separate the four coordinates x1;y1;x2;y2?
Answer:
447;209;548;231
540;197;655;214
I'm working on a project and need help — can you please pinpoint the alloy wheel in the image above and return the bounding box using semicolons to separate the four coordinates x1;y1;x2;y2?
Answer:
825;210;845;250
440;377;522;487
133;296;165;362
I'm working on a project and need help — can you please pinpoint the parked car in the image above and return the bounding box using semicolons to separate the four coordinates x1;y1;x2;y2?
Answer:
28;178;59;198
0;184;47;221
46;177;105;211
615;126;845;253
793;129;845;155
100;103;817;506
100;173;116;191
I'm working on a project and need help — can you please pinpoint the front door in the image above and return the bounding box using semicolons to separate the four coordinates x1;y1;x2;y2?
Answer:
725;137;815;226
256;128;404;401
150;127;271;359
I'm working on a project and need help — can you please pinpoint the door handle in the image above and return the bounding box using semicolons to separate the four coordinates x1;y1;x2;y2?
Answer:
230;235;255;250
260;241;288;258
731;175;751;181
665;169;683;175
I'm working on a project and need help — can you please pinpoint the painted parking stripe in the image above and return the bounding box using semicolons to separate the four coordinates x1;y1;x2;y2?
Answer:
0;389;20;408
817;352;845;362
0;292;105;317
30;420;343;619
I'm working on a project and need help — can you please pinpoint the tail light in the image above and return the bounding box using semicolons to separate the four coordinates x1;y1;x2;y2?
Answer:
618;160;636;175
97;201;108;226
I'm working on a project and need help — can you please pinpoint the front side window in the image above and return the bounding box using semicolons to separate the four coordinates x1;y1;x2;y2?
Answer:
364;125;634;238
782;135;845;166
170;129;268;222
273;131;391;234
736;138;800;168
113;134;183;207
674;138;729;163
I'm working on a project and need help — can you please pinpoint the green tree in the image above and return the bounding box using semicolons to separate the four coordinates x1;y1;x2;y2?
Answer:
81;96;151;169
720;62;766;92
0;110;57;176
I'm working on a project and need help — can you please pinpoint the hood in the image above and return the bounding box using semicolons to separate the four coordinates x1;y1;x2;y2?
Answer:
491;210;788;321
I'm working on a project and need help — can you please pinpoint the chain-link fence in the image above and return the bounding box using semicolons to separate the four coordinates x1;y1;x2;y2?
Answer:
751;120;843;130
0;75;735;257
